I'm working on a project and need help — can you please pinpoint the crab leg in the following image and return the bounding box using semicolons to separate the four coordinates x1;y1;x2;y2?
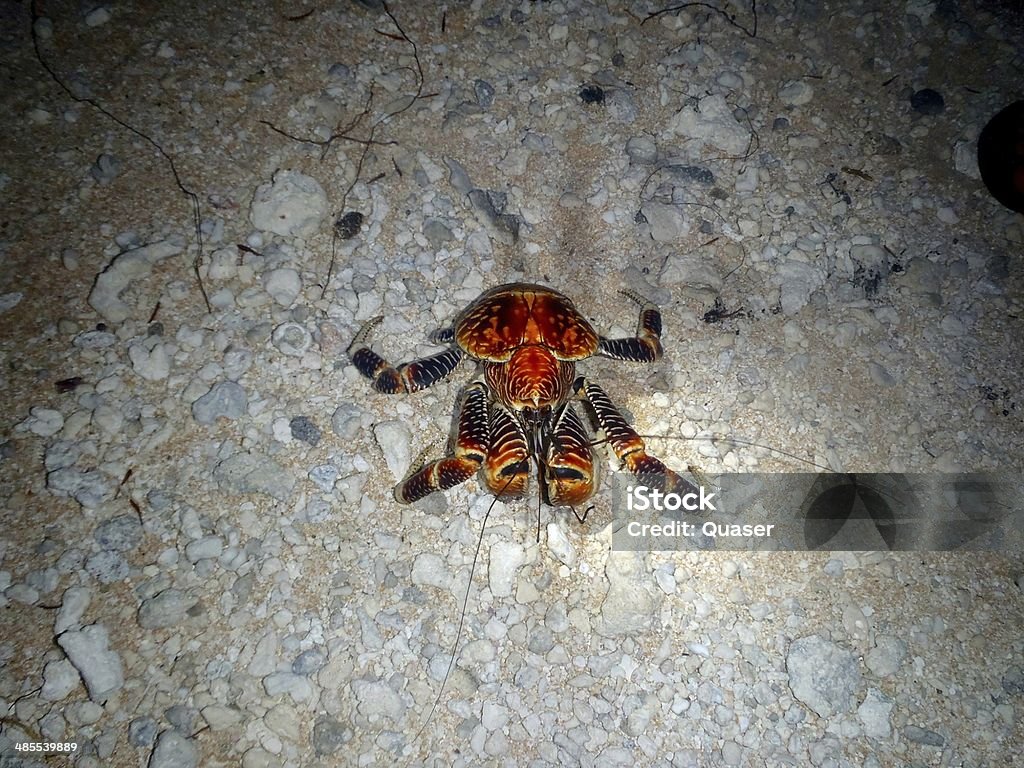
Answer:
597;291;663;363
544;403;596;507
397;383;489;503
574;377;697;497
348;317;463;394
482;402;531;498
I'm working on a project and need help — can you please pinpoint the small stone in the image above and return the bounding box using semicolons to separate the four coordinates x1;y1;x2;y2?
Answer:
85;549;129;583
640;202;687;241
904;725;944;746
149;730;198;768
786;634;861;718
263;268;301;307
865;635;906;677
263;672;314;702
185;536;223;563
473;79;496;109
250;171;328;239
84;7;111;27
264;703;301;743
779;80;814;106
213;452;295;501
422;218;454;250
192;381;247;424
0;292;23;312
668;94;750;154
271;322;312;357
353;680;405;720
24;407;64;437
129;340;171;380
41;658;80;701
858;688;893;739
56;623;124;703
289;416;321;446
89;153;120;185
138;588;198;629
88;240;184;324
373;421;412;483
411;553;451;590
54;586;91;634
200;706;243;731
94;514;143;552
625;136;657;164
546;523;576;567
128;716;158;747
488;541;526;598
312;716;352;755
292;648;327;675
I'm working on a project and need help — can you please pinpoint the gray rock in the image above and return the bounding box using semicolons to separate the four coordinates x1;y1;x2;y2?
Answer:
41;658;79;701
904;725;944;746
94;514;143;551
138;588;198;629
290;416;321;446
89;240;184;324
779;80;814;106
353;680;405;720
312;716;352;755
85;549;129;583
667;94;750;155
54;586;91;634
262;671;314;702
489;541;526;598
263;268;301;306
786;634;861;718
641;202;687;242
292;648;327;675
250;171;328;239
625;136;657;164
185;536;223;562
423;218;454;249
56;623;124;703
271;322;312;357
857;688;893;739
473;79;495;108
598;550;663;636
148;730;198;768
373;421;412;483
90;153;121;185
129;716;158;747
213;452;295;501
192;381;247;424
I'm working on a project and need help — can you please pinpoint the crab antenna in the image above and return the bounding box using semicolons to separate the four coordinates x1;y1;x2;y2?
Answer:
409;471;522;755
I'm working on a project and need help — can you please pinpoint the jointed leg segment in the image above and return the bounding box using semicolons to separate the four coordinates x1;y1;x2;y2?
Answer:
598;290;664;363
348;317;463;394
575;377;696;497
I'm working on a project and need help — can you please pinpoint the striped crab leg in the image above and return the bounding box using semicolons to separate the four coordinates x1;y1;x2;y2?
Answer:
574;377;697;497
348;317;462;394
544;403;596;508
597;290;664;363
397;383;489;503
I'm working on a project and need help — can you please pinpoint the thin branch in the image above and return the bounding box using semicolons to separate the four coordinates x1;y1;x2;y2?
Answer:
30;1;211;313
643;1;758;38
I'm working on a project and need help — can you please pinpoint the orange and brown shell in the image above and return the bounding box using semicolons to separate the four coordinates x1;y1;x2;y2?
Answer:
453;283;600;362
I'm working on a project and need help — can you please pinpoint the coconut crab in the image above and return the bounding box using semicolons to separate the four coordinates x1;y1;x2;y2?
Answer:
347;282;696;510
